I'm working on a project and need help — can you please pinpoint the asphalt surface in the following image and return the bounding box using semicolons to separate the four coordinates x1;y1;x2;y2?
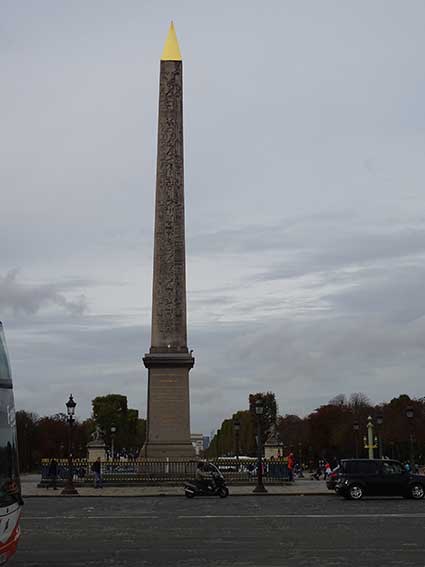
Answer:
13;495;425;566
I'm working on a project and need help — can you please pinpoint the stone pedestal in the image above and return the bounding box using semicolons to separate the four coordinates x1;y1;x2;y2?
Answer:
142;353;195;458
264;430;284;460
87;439;106;462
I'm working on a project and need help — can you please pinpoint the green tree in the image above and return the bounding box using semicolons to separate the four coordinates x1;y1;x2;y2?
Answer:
249;391;278;443
91;394;145;454
206;392;278;459
208;410;257;458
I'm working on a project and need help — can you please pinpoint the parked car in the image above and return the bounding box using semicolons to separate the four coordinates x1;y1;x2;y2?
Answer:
336;459;425;500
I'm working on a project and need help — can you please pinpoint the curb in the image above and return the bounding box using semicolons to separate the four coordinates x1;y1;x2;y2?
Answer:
22;491;333;498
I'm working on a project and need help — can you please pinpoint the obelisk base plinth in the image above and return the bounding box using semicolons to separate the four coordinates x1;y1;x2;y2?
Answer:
141;442;196;459
142;353;195;459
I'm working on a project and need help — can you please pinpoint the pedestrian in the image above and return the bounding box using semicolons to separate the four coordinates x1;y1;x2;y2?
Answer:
311;460;322;480
294;462;304;478
287;451;295;482
91;457;103;488
47;458;58;490
324;462;332;479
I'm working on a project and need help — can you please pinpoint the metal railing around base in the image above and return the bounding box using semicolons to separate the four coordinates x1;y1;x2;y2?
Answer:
39;458;289;486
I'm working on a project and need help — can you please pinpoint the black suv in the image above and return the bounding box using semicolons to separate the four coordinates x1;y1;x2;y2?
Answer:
335;459;425;500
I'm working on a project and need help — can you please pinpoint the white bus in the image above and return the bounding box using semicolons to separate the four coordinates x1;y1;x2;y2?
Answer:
0;323;22;565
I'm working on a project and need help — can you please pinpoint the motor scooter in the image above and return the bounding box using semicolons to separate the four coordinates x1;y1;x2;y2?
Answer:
184;463;229;498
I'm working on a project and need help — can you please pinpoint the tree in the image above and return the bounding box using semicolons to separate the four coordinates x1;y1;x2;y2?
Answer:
249;391;278;443
16;411;38;472
91;394;146;454
328;394;347;407
206;410;257;458
34;413;90;461
277;414;307;456
349;392;371;409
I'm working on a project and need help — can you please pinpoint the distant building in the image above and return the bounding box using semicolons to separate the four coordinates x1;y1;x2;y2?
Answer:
191;434;204;456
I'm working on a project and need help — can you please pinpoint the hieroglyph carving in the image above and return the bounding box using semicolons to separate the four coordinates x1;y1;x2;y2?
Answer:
151;60;187;351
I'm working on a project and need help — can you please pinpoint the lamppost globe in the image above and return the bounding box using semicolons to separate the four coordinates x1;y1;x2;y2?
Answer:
110;426;117;434
255;399;264;415
376;414;383;426
66;394;76;418
406;406;414;420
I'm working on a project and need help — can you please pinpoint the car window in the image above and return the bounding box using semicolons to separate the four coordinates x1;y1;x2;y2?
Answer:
359;461;378;474
382;462;404;475
343;461;378;474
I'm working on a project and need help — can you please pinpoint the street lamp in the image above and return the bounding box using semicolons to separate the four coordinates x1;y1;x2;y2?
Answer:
253;398;267;494
406;406;415;470
216;429;220;460
61;394;78;495
353;421;360;458
376;414;384;459
363;416;377;459
110;425;117;461
233;418;241;466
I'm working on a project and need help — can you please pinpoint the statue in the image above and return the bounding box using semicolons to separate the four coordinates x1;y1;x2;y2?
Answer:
264;422;283;460
91;426;103;442
87;425;106;462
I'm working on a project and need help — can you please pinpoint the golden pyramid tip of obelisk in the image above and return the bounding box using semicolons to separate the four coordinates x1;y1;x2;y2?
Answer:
161;21;182;61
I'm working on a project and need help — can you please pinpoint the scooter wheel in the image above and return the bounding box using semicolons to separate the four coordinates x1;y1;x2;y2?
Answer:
185;491;195;498
219;487;229;498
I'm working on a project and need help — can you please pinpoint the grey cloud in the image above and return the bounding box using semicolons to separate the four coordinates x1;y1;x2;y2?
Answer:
188;211;355;256
7;314;149;419
259;223;425;281
325;263;425;324
8;261;425;432
0;270;88;316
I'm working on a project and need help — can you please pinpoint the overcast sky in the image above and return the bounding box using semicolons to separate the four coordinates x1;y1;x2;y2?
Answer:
2;1;425;435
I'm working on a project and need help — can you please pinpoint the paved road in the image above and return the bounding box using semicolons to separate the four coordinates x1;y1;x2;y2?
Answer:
13;495;425;566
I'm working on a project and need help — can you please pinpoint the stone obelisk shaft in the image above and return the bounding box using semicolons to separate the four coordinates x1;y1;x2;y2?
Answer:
150;58;187;353
142;24;195;458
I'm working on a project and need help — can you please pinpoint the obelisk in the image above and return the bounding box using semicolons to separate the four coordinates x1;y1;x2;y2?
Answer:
142;23;195;458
